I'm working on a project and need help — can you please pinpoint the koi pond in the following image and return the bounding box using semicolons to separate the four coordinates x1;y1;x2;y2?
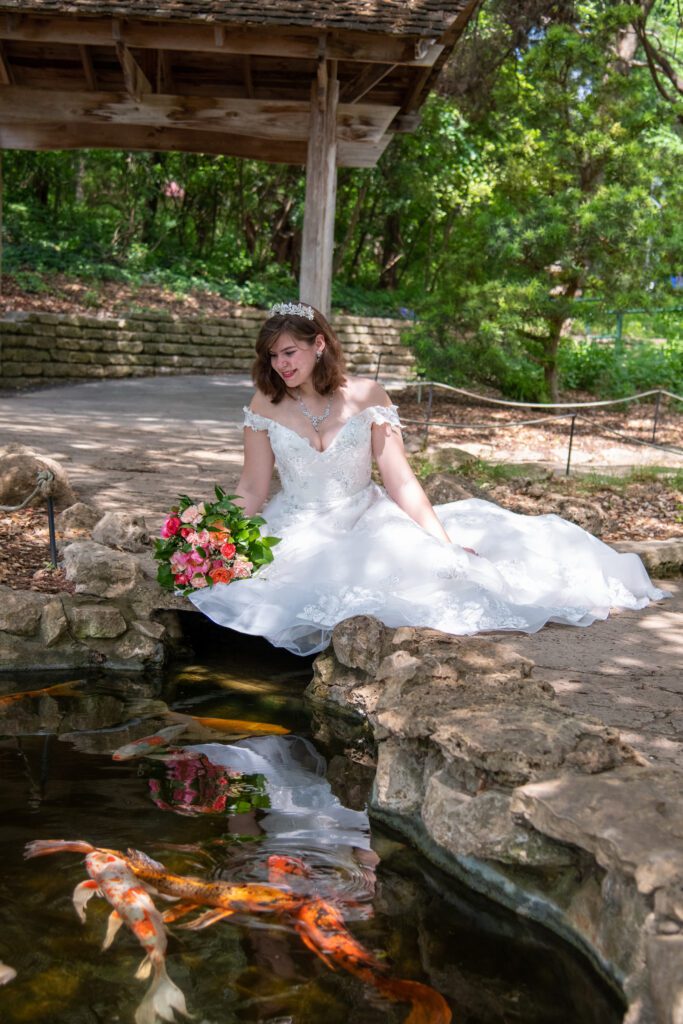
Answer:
0;626;624;1024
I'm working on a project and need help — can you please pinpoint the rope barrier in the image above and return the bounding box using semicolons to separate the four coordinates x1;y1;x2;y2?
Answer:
0;470;59;566
0;469;55;512
399;382;683;474
403;381;683;410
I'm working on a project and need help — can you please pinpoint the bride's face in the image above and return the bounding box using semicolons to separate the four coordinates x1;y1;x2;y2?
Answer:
269;332;323;388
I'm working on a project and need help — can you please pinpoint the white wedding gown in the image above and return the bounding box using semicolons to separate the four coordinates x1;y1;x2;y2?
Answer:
189;404;666;656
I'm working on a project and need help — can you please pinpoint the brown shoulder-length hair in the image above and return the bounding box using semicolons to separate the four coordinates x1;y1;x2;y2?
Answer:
252;305;346;404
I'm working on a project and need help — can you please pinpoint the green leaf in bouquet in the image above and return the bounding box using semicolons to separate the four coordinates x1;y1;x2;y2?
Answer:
262;536;281;547
214;484;226;500
157;563;175;591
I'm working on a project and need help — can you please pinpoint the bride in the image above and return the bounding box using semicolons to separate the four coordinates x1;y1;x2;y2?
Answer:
189;302;667;656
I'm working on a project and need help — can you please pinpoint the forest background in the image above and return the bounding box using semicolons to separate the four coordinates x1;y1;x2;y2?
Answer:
3;0;683;402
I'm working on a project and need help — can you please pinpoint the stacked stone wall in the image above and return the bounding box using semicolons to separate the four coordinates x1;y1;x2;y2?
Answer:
0;308;415;386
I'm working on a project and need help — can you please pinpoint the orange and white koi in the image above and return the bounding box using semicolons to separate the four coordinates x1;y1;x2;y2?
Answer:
24;841;188;1024
112;725;188;761
112;715;289;761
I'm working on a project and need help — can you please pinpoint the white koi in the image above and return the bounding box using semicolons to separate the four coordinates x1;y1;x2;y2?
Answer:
25;841;189;1024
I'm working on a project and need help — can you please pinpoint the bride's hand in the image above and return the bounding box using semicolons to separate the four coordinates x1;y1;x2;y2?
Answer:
463;546;479;556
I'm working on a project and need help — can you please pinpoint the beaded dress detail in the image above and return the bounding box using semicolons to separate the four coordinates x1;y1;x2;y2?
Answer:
188;404;666;656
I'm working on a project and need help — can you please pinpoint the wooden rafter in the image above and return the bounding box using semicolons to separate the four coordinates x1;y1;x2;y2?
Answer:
0;15;445;67
156;50;172;94
115;41;152;100
340;62;395;104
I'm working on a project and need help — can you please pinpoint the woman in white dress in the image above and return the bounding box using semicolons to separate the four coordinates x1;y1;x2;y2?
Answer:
189;302;666;656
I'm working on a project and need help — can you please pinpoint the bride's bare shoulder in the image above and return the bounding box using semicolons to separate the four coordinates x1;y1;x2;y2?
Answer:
343;375;393;410
249;390;276;415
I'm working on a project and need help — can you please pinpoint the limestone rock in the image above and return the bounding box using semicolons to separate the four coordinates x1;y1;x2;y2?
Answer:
85;622;164;667
0;443;77;510
421;771;575;867
511;766;683;894
40;599;70;646
68;604;127;639
0;586;45;636
614;538;683;577
332;615;386;676
92;510;149;552
55;501;101;540
426;445;477;471
430;706;636;787
423;472;489;505
62;540;141;598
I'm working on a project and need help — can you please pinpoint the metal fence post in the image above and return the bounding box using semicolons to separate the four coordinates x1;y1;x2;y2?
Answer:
46;496;58;568
565;415;577;476
651;390;662;444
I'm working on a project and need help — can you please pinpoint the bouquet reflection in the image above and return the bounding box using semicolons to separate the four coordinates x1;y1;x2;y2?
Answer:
145;748;270;817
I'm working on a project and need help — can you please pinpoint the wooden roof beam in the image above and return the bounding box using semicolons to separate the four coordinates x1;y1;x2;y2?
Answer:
0;15;445;67
0;120;390;167
0;86;398;145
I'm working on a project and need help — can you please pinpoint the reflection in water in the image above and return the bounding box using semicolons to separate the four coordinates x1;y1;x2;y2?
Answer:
0;636;625;1024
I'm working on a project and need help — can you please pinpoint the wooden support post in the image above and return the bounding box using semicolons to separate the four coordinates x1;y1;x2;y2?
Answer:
299;59;338;319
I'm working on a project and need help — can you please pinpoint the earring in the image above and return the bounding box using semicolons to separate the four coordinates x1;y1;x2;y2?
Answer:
316;350;323;361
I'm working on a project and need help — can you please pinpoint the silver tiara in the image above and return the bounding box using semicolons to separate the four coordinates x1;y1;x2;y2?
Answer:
269;302;315;320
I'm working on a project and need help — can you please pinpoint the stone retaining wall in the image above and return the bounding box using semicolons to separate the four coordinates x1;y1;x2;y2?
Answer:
307;616;683;1024
0;308;415;387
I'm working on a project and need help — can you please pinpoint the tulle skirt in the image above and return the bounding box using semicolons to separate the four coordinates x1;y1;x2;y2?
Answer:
189;483;666;656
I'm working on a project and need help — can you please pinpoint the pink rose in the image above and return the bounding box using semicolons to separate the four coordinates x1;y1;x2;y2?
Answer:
175;571;191;585
180;503;205;525
190;573;208;588
220;542;237;560
161;515;182;538
194;529;211;548
232;556;253;579
180;526;193;539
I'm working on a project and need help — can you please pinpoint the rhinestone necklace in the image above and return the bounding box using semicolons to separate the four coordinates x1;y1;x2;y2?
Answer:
295;391;333;433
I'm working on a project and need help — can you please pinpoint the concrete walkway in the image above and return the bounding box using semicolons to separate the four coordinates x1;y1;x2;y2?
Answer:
1;375;681;769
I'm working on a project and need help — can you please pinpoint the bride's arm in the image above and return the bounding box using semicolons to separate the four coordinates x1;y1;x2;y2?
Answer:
234;427;275;516
372;421;452;544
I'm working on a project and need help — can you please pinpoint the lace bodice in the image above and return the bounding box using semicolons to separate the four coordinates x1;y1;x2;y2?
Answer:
243;404;401;507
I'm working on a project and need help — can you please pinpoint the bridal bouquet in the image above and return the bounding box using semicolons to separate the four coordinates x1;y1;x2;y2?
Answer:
154;485;279;596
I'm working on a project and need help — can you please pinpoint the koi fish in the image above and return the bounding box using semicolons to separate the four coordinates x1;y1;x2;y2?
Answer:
0;680;82;707
294;898;451;1023
0;962;16;985
25;841;188;1024
126;848;303;927
112;725;188;761
179;713;289;736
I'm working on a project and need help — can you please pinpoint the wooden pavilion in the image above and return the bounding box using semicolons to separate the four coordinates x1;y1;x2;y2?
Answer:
0;0;479;313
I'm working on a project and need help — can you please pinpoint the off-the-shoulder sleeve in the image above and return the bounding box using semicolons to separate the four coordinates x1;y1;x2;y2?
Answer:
368;404;402;430
243;406;272;432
